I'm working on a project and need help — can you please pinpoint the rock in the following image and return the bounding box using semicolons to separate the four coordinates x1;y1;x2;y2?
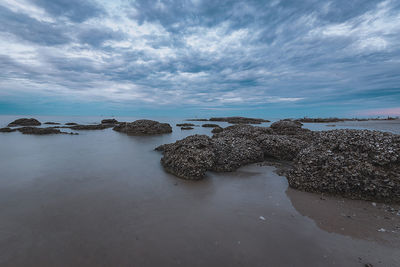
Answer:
8;118;41;127
212;136;264;172
286;130;400;203
65;122;78;126
0;127;17;133
156;135;215;180
101;119;119;124
176;123;195;127
70;124;112;130
209;117;270;124
256;134;309;161
202;123;220;128
113;120;172;135
186;118;208;121
16;127;75;135
156;122;400;203
211;126;223;134
181;127;194;130
44;122;60;125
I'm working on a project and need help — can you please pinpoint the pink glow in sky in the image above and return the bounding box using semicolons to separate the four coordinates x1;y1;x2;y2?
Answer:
358;107;400;117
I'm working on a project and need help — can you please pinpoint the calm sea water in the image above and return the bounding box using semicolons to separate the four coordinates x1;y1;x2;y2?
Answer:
0;115;399;267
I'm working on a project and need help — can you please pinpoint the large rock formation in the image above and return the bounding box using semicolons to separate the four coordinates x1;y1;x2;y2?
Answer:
113;120;172;135
8;118;41;127
287;130;400;203
156;120;400;203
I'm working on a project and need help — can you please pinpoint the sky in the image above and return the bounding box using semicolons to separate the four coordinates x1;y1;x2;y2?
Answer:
0;0;399;118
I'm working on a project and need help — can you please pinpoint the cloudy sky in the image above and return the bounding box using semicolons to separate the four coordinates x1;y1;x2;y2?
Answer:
0;0;399;117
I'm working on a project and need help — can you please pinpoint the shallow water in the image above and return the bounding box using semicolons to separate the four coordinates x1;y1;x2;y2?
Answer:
0;115;399;266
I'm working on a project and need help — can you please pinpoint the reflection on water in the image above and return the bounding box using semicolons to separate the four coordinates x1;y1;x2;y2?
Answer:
0;115;399;267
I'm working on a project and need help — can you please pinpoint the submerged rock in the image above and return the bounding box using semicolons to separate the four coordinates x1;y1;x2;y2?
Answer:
202;123;220;128
17;127;76;135
176;123;195;127
44;122;61;125
113;120;172;135
8;118;41;127
70;124;113;130
101;119;119;124
0;127;17;133
181;126;194;130
65;122;78;126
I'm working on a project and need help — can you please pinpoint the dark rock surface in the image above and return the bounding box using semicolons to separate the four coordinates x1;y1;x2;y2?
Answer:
211;126;223;134
101;119;119;124
209;117;270;124
181;127;194;130
70;124;113;130
156;120;400;203
176;123;195;127
44;122;61;125
113;120;172;135
17;127;77;135
202;123;220;128
156;135;215;179
0;127;17;133
287;130;400;203
8;118;41;127
186;119;208;121
65;122;78;126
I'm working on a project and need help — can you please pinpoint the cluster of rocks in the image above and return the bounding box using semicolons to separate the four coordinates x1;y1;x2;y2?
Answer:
1;118;173;136
295;117;399;123
113;119;172;135
156;120;400;203
209;116;270;124
186;117;270;124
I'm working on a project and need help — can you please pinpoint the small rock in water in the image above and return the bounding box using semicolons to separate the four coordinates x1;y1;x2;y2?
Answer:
259;216;266;221
377;228;386;232
372;202;377;207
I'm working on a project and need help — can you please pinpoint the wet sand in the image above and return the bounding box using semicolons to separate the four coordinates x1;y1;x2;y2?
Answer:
0;116;399;266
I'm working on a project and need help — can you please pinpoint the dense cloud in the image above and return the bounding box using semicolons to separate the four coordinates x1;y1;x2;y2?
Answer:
0;0;399;116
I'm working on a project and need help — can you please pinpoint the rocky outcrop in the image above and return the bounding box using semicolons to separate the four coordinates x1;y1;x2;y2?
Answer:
113;120;172;135
0;127;17;133
181;127;194;130
209;117;270;124
156;135;215;179
8;118;41;127
177;123;195;127
156;120;400;203
70;124;113;130
17;127;77;135
211;126;223;134
101;119;119;124
202;123;220;128
287;130;400;203
186;119;208;121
